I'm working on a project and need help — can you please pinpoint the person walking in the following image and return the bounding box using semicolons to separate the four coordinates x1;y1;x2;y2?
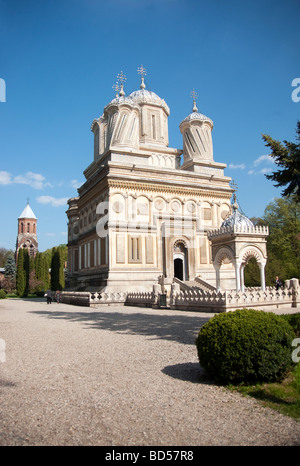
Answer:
45;288;52;304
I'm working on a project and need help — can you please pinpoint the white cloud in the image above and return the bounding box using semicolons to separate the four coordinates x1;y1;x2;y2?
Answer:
45;232;56;237
36;195;68;207
13;171;52;190
248;154;275;175
229;163;246;170
259;167;273;175
0;171;12;185
253;154;274;166
0;170;53;189
70;179;82;189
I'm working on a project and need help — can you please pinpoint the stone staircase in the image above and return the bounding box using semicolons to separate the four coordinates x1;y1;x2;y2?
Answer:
173;277;217;293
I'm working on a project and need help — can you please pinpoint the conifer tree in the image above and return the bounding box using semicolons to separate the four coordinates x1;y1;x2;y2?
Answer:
16;248;26;297
50;248;60;291
23;248;30;297
50;247;65;291
262;121;300;201
4;254;16;279
3;254;16;293
42;254;50;289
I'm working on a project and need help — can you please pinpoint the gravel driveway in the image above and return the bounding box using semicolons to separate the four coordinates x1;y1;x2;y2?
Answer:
0;298;299;446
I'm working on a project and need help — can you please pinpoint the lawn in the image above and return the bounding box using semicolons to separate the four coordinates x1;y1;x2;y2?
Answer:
231;363;300;419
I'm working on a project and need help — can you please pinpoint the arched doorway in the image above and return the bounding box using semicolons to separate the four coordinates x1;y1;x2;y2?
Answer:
173;240;188;281
174;258;184;280
240;248;266;292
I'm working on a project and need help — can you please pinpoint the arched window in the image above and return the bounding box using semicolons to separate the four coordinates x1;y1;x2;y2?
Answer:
27;223;30;233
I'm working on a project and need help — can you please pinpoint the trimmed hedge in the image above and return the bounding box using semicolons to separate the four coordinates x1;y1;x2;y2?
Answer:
196;309;295;385
281;313;300;338
0;289;7;299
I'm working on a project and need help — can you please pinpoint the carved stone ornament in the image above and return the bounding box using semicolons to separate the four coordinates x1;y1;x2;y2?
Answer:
154;199;165;211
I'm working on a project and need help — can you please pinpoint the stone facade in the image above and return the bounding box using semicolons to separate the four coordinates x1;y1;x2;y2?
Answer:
66;70;260;295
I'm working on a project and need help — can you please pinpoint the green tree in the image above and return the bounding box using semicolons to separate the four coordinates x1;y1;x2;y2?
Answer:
23;249;30;297
42;254;50;289
50;247;65;291
262;121;300;201
3;254;16;293
0;248;14;267
43;244;67;269
244;217;268;287
263;197;300;284
16;248;26;297
244;257;260;287
4;254;16;279
34;252;49;291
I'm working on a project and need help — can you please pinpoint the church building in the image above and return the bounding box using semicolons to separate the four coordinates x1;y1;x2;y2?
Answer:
16;202;38;258
66;67;267;294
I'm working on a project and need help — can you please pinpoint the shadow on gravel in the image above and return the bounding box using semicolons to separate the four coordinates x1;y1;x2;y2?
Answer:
162;362;219;386
0;378;17;392
162;362;204;383
30;309;211;345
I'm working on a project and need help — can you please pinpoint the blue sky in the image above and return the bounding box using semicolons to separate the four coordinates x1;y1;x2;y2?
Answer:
0;0;299;252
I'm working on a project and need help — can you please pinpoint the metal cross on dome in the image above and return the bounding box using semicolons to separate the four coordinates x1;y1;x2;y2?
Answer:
137;65;147;77
112;81;120;97
190;88;198;102
190;88;198;112
116;71;126;96
230;179;238;193
117;71;127;85
137;65;147;89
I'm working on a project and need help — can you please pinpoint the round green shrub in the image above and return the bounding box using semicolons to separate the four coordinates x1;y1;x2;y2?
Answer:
196;309;295;385
281;313;300;337
0;289;7;299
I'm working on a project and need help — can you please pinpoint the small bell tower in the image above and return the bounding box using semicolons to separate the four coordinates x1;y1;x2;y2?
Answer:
16;200;38;258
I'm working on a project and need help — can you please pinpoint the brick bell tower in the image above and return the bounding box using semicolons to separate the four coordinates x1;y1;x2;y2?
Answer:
16;201;38;258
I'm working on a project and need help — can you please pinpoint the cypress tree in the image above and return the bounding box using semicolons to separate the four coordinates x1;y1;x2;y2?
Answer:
58;246;65;290
16;248;26;297
42;254;50;289
50;248;65;291
51;249;60;291
23;249;30;297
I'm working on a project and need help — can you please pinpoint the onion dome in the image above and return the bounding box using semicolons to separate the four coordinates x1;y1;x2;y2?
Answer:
180;110;213;127
104;71;139;112
221;195;254;229
129;66;170;115
179;90;213;128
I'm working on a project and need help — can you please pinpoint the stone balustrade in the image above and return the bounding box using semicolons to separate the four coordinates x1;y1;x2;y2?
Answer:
207;224;269;239
60;278;299;312
126;291;155;307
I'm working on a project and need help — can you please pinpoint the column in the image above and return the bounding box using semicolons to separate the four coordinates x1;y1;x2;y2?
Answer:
240;264;245;292
216;265;221;292
235;262;241;291
260;262;266;292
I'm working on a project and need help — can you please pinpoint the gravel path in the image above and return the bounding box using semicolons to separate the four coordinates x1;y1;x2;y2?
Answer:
0;298;299;446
